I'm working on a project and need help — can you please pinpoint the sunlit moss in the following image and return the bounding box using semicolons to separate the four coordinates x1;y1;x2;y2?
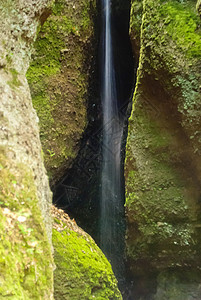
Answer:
53;219;122;300
160;1;201;58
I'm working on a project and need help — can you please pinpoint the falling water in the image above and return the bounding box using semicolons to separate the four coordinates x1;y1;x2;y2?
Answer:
100;0;125;280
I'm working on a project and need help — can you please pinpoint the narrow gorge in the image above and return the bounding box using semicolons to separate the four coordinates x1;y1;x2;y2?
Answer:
0;0;201;299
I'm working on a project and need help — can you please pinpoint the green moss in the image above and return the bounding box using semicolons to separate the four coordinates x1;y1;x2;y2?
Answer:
159;1;201;58
125;99;200;269
0;151;53;298
131;0;201;76
7;68;22;88
53;220;122;300
130;0;143;36
126;0;201;292
130;0;201;153
27;0;95;182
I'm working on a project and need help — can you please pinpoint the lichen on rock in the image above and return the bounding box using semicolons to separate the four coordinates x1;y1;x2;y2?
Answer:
0;152;53;298
0;0;54;297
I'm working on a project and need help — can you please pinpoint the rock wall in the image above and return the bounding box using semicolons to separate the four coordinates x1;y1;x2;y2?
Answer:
126;0;201;298
27;0;96;184
0;0;53;298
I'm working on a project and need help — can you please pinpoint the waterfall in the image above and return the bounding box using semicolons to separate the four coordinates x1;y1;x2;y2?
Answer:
100;0;125;280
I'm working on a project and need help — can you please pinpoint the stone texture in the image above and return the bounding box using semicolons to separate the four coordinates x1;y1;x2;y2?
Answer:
0;0;54;297
125;0;201;298
0;0;53;241
27;0;96;184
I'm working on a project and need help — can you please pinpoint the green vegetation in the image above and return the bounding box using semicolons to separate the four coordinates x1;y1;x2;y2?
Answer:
7;68;22;89
126;0;201;279
27;0;96;181
125;104;200;272
130;0;143;37
0;151;53;298
160;1;201;58
53;219;122;300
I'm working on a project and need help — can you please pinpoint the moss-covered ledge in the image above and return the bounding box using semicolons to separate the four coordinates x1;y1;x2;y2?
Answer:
52;206;122;300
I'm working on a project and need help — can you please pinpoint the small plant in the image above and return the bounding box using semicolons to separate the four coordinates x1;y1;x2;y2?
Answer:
47;149;55;157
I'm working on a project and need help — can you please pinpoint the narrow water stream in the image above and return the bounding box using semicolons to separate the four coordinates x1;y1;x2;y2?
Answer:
100;0;125;282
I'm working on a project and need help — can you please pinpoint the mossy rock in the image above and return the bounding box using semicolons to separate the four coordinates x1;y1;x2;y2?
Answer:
27;0;96;183
0;151;53;298
52;206;122;300
125;0;201;288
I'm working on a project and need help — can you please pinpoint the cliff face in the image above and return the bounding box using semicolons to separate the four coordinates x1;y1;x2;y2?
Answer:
0;0;53;298
27;0;96;184
126;0;201;297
